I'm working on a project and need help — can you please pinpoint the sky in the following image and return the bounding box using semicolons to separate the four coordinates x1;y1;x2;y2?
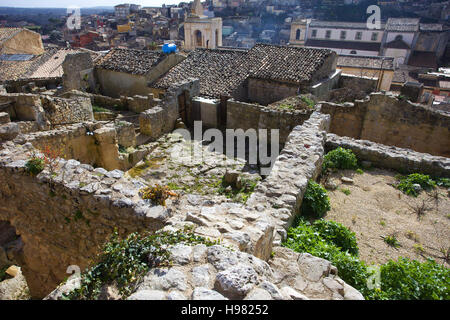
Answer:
0;0;183;8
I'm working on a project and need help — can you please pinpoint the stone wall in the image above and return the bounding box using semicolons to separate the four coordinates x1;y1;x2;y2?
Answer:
62;52;94;92
326;133;450;178
140;79;200;139
0;142;170;298
226;99;313;144
41;95;94;126
320;93;450;157
247;78;301;106
17;122;121;171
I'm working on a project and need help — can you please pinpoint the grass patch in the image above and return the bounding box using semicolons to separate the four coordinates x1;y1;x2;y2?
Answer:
92;105;111;113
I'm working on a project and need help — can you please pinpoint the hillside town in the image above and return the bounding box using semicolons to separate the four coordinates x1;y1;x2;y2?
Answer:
0;0;448;305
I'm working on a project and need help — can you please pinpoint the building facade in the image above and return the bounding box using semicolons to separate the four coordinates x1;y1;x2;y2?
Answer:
184;0;223;50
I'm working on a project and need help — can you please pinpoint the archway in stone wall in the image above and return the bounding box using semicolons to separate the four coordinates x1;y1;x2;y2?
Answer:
194;30;202;47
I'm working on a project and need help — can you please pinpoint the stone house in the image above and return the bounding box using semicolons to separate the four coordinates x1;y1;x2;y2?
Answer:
94;48;186;98
337;55;395;91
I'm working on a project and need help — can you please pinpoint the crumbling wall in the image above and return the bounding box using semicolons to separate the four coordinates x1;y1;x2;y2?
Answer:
140;79;200;139
320;93;450;157
226;99;313;144
0;143;169;298
20;122;121;171
326;133;450;178
62;52;94;92
41;96;94;126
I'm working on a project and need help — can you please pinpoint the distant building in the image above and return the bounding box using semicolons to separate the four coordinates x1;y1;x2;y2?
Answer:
184;0;223;50
115;4;131;18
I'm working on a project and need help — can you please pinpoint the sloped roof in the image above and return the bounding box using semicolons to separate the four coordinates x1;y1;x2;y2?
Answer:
385;18;420;32
152;48;250;98
337;55;394;71
247;43;335;83
0;48;101;82
152;44;335;98
95;48;166;75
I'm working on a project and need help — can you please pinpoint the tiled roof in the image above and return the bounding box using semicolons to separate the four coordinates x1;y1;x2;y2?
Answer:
385;18;420;32
0;48;101;82
420;24;445;32
392;65;420;84
0;28;22;44
152;48;250;98
337;55;394;71
247;44;335;83
305;39;381;52
152;44;335;98
95;48;166;75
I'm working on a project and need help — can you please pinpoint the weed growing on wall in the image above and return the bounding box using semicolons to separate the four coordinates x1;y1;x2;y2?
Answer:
63;229;220;300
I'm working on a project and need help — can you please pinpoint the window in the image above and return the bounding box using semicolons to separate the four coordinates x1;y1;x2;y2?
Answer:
311;29;317;38
355;32;362;40
371;32;378;41
296;29;301;40
350;50;357;54
325;30;331;39
340;31;347;40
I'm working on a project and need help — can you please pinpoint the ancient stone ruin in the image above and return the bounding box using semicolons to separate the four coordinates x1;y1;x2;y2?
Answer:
0;47;448;301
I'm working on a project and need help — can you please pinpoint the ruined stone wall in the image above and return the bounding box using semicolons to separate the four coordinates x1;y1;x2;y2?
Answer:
41;96;94;126
62;52;94;92
140;79;200;140
0;143;169;298
226;99;313;144
20;122;121;171
326;133;450;178
320;93;450;157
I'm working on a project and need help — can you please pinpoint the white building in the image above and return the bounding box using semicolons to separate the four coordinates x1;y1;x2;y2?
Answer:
115;4;130;18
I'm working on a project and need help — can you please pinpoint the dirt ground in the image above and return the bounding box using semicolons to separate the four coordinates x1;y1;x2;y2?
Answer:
322;168;450;267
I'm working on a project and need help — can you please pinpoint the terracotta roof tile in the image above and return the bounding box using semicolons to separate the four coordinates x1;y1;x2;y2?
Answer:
95;48;166;75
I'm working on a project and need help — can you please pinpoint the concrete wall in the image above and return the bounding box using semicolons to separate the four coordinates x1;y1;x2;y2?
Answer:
320;93;450;157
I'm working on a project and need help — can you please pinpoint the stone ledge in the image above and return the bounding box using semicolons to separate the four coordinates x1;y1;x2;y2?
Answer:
326;133;450;178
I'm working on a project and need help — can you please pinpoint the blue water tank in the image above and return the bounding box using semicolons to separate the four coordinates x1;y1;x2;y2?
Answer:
162;43;177;53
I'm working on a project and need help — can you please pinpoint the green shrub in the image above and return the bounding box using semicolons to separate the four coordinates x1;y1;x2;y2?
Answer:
383;235;401;248
396;173;436;197
312;219;359;256
323;147;358;171
284;219;450;300
301;180;331;218
283;220;373;298
64;229;220;300
25;156;45;175
436;177;450;188
380;258;450;300
92;105;110;113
